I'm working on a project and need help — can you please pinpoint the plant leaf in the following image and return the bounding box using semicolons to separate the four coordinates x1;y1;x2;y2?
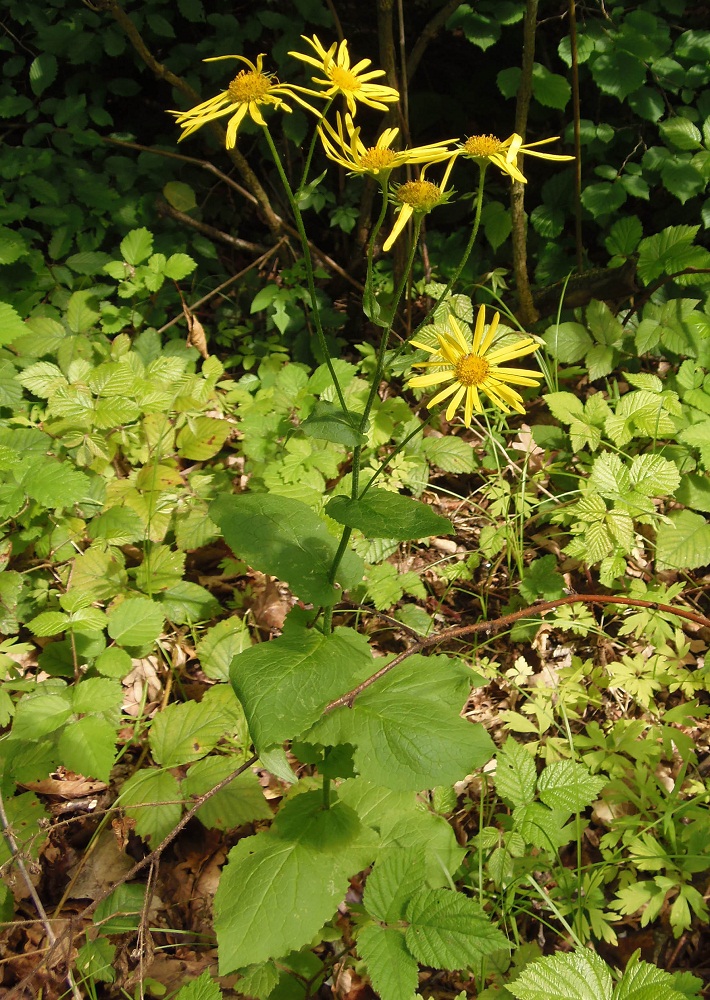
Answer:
326;488;452;541
210;493;363;606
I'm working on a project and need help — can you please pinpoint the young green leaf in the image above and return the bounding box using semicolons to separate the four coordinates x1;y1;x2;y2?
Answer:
326;488;452;541
537;760;606;813
507;949;613;1000
210;492;364;606
358;925;419;1000
404;889;508;970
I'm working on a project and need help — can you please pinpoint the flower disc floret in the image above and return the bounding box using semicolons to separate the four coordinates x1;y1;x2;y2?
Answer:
408;306;543;426
455;131;573;184
289;34;400;114
397;180;442;210
317;113;454;181
170;53;320;149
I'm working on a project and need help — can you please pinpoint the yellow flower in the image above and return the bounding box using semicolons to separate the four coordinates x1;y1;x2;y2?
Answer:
170;53;319;149
408;306;543;425
383;165;453;252
318;112;454;179
457;132;573;183
289;34;399;115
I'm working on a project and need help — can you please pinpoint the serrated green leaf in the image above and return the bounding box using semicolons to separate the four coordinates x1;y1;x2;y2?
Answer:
57;716;117;783
21;458;89;509
532;64;571;109
422;436;477;473
173;971;222;1000
537;760;606;812
182;757;271;830
177;417;231;460
94;884;146;934
107;597;164;646
230;624;372;752
630;454;681;496
135;544;186;593
197;616;251;682
656;509;710;570
495;739;537;807
542;323;592;363
326;489;452;541
358;925;418;1000
89;506;146;545
214;792;376;974
75;938;116;985
150;698;233;766
637;226;699;284
210;492;363;606
507;949;613;1000
10;690;73;740
120;769;182;844
404;889;508;970
0;302;27;346
615;953;686;1000
120;227;153;265
0;793;50;867
26;611;70;636
659;118;702;151
305;655;494;790
164;252;197;280
675;473;710;512
0;226;29;265
513;802;576;850
544;392;585;424
364;848;430;923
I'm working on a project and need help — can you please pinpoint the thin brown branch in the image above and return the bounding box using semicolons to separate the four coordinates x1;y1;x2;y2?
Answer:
103;0;282;235
156;239;288;335
406;0;463;82
77;753;258;922
155;198;265;254
324;595;710;712
0;789;81;1000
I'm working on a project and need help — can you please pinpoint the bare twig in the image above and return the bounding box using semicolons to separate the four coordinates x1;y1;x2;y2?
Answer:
324;594;710;712
0;789;82;1000
77;753;258;922
568;0;584;272
406;0;463;82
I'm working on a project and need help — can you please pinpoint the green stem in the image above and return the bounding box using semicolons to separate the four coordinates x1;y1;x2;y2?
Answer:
403;163;488;351
322;773;331;810
353;217;421;495
299;96;335;190
359;421;426;496
262;125;349;415
327;526;352;588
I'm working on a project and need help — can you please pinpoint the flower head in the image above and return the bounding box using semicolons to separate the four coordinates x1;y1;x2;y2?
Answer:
318;113;454;180
383;165;453;252
170;54;319;149
408;306;543;425
457;132;573;183
289;35;399;115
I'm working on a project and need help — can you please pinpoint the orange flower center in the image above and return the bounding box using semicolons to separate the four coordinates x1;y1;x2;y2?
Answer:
463;134;503;157
455;354;490;386
360;147;397;169
396;180;441;210
228;70;273;103
330;65;361;92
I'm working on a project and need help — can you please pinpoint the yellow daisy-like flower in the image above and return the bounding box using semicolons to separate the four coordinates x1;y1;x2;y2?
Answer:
408;306;543;425
289;34;400;115
383;165;453;252
170;54;319;149
318;112;454;179
457;132;573;183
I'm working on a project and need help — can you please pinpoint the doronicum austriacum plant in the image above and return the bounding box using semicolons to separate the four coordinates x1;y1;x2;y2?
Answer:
2;11;710;1000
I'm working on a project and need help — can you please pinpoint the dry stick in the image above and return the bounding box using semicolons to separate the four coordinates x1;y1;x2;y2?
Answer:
568;0;584;273
102;1;281;236
511;0;540;327
77;754;258;922
97;136;365;292
406;0;464;82
156;198;265;255
324;594;710;712
0;789;82;1000
155;239;288;335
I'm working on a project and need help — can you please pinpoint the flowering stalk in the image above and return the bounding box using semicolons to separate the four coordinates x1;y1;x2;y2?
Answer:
261;125;349;416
